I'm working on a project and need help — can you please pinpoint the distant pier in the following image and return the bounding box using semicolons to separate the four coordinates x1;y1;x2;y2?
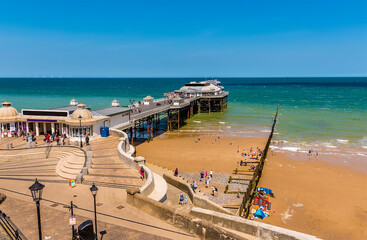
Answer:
115;80;229;143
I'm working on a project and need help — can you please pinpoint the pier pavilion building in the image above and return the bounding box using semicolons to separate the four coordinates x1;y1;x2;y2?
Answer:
174;80;228;113
0;99;131;139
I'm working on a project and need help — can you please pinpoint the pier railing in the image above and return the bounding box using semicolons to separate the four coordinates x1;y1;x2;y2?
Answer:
239;105;279;218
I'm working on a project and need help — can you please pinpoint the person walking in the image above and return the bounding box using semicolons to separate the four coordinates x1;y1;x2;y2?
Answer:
193;181;197;193
140;166;145;180
85;134;90;145
56;135;60;146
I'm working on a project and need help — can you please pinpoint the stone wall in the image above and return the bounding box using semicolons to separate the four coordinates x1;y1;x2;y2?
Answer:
110;128;145;171
110;128;164;201
126;188;248;240
190;207;321;240
163;173;232;215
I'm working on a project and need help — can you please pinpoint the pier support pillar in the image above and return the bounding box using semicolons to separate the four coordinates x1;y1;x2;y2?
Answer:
178;111;180;129
51;123;55;134
26;122;29;133
130;128;134;145
147;121;150;142
167;111;170;131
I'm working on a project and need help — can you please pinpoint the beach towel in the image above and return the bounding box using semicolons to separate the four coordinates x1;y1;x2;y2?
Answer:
257;187;273;196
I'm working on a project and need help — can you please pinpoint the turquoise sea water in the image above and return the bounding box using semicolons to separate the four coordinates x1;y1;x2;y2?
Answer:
1;77;366;152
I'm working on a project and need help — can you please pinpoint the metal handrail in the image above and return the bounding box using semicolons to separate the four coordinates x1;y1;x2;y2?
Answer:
0;211;27;240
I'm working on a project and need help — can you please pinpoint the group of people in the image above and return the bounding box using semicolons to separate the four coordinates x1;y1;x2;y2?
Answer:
24;131;37;143
239;146;262;160
189;169;219;196
130;101;143;114
200;169;214;188
307;149;319;158
42;131;69;146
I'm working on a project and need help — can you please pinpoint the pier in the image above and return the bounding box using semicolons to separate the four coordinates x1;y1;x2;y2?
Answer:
112;80;229;144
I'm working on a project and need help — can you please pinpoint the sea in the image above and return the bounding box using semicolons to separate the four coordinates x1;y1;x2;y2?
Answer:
1;77;367;159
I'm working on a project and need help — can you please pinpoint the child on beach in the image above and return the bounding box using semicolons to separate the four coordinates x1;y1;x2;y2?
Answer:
205;177;210;188
179;192;184;205
174;168;178;177
212;186;218;196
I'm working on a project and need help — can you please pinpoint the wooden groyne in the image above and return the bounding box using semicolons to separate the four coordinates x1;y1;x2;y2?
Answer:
238;105;279;218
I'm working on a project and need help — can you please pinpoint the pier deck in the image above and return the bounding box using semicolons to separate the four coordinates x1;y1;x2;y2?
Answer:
114;93;227;134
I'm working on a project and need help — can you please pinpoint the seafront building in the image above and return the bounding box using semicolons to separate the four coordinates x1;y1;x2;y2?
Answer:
0;80;228;139
0;99;128;138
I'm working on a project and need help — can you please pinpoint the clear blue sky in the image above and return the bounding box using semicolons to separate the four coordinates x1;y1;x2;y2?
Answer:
0;0;366;77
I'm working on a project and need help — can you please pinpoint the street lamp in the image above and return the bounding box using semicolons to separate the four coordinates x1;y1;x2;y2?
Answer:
90;183;98;239
78;115;83;148
29;178;45;240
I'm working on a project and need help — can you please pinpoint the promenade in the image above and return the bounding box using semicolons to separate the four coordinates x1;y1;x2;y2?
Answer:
0;136;197;240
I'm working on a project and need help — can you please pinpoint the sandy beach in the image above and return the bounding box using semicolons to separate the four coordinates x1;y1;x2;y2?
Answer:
137;132;267;173
137;132;267;207
138;132;367;239
257;150;367;240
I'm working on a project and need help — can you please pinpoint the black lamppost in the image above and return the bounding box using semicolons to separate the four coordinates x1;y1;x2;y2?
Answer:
78;115;83;148
29;178;45;240
90;183;98;239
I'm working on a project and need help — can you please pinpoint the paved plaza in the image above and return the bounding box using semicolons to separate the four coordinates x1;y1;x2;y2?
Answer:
0;136;197;240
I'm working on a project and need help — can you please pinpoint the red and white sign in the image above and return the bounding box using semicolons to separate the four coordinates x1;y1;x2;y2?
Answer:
69;215;76;226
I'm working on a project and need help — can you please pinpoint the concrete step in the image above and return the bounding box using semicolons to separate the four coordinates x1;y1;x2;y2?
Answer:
56;168;77;180
57;164;81;175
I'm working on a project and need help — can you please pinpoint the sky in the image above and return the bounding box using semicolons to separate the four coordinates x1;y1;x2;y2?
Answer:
0;0;366;77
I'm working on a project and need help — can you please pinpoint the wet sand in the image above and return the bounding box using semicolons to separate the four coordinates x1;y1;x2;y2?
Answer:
136;132;267;173
257;151;367;240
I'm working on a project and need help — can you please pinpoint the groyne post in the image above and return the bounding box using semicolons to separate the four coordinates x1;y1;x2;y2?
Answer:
239;105;279;218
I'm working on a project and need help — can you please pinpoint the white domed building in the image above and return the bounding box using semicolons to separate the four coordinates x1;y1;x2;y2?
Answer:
0;102;20;137
175;81;222;98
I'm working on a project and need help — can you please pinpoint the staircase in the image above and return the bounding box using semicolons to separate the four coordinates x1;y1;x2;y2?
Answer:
55;148;86;179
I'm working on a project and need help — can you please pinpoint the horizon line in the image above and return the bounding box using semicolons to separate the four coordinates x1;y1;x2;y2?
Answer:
0;76;366;79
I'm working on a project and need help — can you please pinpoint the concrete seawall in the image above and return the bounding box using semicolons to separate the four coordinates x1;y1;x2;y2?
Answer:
110;128;167;202
190;207;321;240
126;188;248;240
